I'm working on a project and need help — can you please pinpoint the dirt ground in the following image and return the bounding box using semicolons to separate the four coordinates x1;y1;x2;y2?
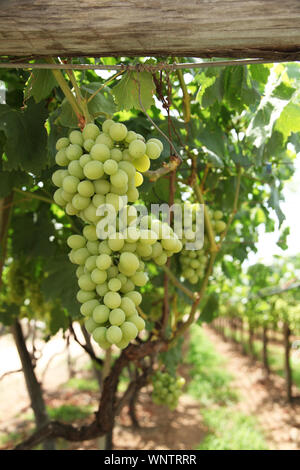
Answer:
0;324;299;450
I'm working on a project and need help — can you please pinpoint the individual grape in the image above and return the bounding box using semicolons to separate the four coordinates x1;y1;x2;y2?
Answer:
110;148;123;162
146;141;161;160
106;325;122;344
92;326;110;346
106;193;124;212
82;123;100;140
83;161;104;180
83;203;100;223
68;160;84;179
85;255;98;272
77;180;95;198
103;159;118;176
62;175;79;194
84;317;98;334
92;305;110;323
110;183;128;196
120;279;135;294
78;273;96;291
83;224;98;241
55;149;69;166
80;299;99;316
94;179;110;195
147;138;163;152
107;265;119;279
52;169;67;187
104;291;121;309
96;253;112;270
76;266;85;278
136;243;152;258
79;154;92;167
98;241;112;255
139;229;158;245
77;289;96;303
72;194;91;210
109;122;128;141
129;139;146;159
214;210;223;220
130;271;148;287
120;297;136;316
134;172;143;187
90;143;110;162
72;247;90;265
62;190;74;202
127;187;139;203
66;202;78;215
121;321;138;340
83;139;94;152
109;308;125;326
119;252;139;274
108;278;122;292
96;133;114;149
96;282;109;297
108;233;125;251
215;220;226;233
56;137;69;151
133;155;150;172
125;291;142;306
67;234;86;249
110;169;128;188
115;338;129;349
102;119;114;134
66;144;83;161
118;161;136;178
127;314;145;331
91;268;107;284
69;130;83;146
86;240;99;255
125;130;137;144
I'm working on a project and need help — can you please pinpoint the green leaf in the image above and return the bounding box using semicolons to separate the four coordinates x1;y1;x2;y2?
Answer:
249;64;270;85
277;226;290;251
275;103;300;140
268;183;285;227
0;170;31;197
204;149;224;168
198;293;219;323
48;304;69;335
0;303;19;326
0;100;48;172
25;70;57;103
112;71;155;111
272;82;295;100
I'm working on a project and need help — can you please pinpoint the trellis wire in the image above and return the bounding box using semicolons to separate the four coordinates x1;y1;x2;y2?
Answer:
0;58;284;71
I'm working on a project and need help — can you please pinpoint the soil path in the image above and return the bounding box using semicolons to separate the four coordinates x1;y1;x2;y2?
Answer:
204;326;300;450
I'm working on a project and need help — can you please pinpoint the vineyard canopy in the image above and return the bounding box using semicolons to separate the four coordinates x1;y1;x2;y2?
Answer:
0;0;300;60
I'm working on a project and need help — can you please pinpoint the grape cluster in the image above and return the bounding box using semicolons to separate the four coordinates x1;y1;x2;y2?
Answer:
179;203;226;284
151;371;185;410
52;119;182;349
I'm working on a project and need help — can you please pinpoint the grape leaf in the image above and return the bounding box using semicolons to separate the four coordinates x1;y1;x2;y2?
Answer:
275;103;300;140
198;292;219;324
112;71;155;111
0;100;48;172
0;170;31;197
25;69;57;103
0;302;19;326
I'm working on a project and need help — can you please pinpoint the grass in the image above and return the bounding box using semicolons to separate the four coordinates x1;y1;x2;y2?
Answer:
63;377;99;392
186;325;269;450
223;327;300;389
47;404;93;422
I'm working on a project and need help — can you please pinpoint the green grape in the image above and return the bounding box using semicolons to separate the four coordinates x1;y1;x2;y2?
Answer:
110;169;128;188
110;148;123;162
96;253;112;270
109;122;128;141
55;149;69;166
68;160;84;179
118;161;136;178
108;278;122;292
77;289;96;303
119;252;139;274
146;141;161;160
121;321;138;340
52;169;67;187
133;155;150;172
66;144;83;161
69;130;83;146
120;297;136;316
94;179;111;195
109;308;125;326
134;172;143;187
129;139;146;159
98;241;112;255
215;220;226;233
147;138;163;152
79;154;92;167
72;247;90;265
72;194;91;210
102;119;114;134
130;271;148;287
127;187;139;203
83;203;100;223
115;338;129;349
103;159;118;176
106;193;124;212
154;253;168;266
82;123;100;140
139;229;158;245
125;130;137;144
66;202;79;215
86;240;99;255
92;194;105;208
85;255;98;272
136;243;152;258
107;265;119;279
214;210;223;220
92;326;110;347
84;317;98;334
62;175;79;194
62;190;74;202
91;268;107;284
110;183;128;196
117;273;127;286
90;143;110;162
125;291;142;306
104;291;121;309
83;224;98;241
96;282;109;297
128;314;145;331
83;139;94;152
121;242;137;253
96;133;114;149
56;137;70;151
106;325;122;344
67;234;86;249
77;180;95;197
83;161;104;180
108;234;125;251
78;273;96;291
80;299;99;316
93;305;110;323
76;266;85;278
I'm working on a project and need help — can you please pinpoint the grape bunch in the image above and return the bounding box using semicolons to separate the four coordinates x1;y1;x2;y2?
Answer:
52;119;182;349
151;371;185;410
179;202;226;284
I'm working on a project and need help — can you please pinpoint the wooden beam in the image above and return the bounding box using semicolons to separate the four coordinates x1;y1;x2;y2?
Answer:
1;1;300;60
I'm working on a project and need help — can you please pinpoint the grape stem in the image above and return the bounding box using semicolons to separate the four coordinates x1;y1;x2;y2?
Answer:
219;165;242;245
162;265;196;301
87;71;124;104
144;155;181;182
